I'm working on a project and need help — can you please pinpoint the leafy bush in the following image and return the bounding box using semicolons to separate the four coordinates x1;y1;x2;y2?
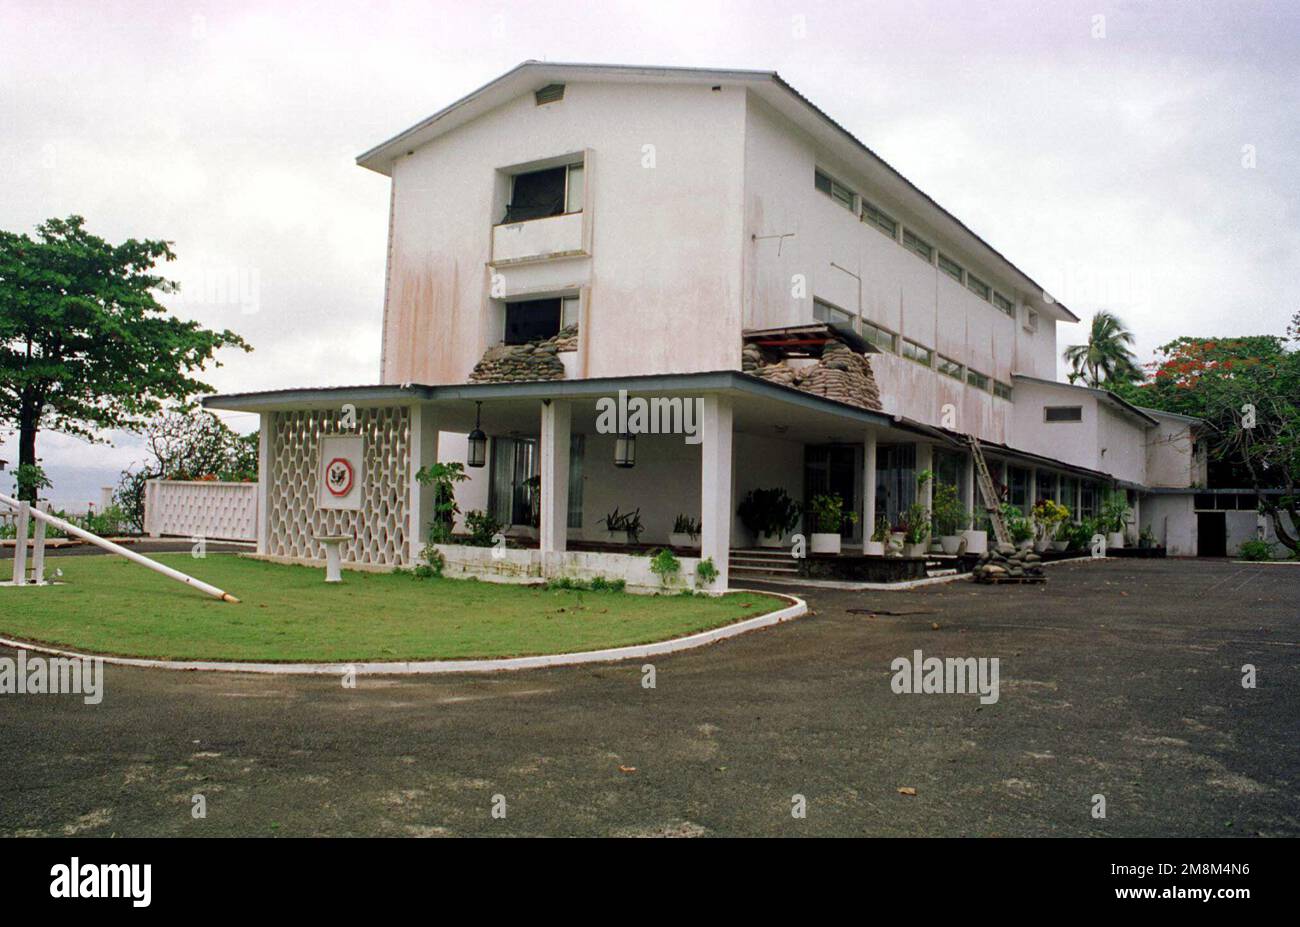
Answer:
1238;539;1275;561
871;513;892;543
416;461;469;544
602;507;644;542
463;510;502;547
737;488;800;539
694;557;719;588
672;513;700;538
1001;503;1034;543
807;493;858;534
932;482;969;536
417;544;446;577
649;548;681;585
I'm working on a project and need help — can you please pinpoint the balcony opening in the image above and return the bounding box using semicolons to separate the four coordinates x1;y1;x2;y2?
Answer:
502;161;583;224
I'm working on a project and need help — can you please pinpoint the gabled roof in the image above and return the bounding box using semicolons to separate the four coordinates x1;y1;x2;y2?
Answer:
1011;373;1159;427
356;61;1078;322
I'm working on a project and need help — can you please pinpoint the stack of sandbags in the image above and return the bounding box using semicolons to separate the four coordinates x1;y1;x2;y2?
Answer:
972;543;1046;583
468;328;573;383
791;342;882;411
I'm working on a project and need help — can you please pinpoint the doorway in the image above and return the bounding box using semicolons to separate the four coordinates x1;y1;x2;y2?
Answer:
805;444;862;542
1196;511;1227;557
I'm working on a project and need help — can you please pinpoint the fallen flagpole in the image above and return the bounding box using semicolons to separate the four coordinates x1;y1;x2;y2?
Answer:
0;492;239;603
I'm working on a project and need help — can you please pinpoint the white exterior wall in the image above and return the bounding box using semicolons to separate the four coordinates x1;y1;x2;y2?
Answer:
143;480;258;542
1146;416;1203;488
383;80;747;385
1141;494;1198;556
1096;404;1147;486
1009;380;1102;470
740;94;1055;442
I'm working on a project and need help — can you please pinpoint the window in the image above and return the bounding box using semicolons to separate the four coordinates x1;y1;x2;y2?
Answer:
561;295;580;329
938;253;964;283
489;434;584;528
861;200;898;238
813;297;854;325
936;355;963;380
814;169;855;211
902;229;934;263
503;161;584;223
534;83;565;105
901;339;933;366
993;380;1013;400
1024;308;1039;333
862;319;897;352
504;298;562;344
1037;471;1057;503
1008;466;1030;515
1044;405;1083;422
992;291;1015;317
1080;482;1098;519
966;273;991;301
966;368;989;391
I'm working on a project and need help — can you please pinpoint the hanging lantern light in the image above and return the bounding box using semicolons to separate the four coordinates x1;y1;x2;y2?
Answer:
467;401;487;468
614;432;636;468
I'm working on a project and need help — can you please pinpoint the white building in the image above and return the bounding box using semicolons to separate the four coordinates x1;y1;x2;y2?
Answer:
206;62;1212;588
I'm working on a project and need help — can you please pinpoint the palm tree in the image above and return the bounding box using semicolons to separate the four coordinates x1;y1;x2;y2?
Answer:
1063;311;1143;387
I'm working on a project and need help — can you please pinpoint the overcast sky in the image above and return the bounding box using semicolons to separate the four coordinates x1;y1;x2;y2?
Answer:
2;0;1297;507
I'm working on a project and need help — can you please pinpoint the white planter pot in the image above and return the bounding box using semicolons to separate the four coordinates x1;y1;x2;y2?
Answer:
1035;538;1052;552
939;535;962;555
810;532;841;555
758;531;784;548
1052;540;1069;551
606;530;629;545
903;542;927;558
1107;532;1125;549
668;532;697;548
961;530;988;555
864;540;885;556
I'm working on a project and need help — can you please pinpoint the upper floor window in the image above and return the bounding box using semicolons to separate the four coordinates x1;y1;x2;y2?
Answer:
1044;405;1082;422
992;291;1015;317
503;161;583;224
901;338;933;366
814;169;855;211
966;368;990;391
861;200;898;238
936;355;963;380
862;319;897;352
503;295;579;345
902;229;934;263
966;273;991;301
813;297;854;325
1023;308;1040;333
534;84;565;105
938;253;964;283
993;380;1013;400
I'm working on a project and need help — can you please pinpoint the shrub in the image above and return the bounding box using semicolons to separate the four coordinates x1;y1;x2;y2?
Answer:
695;556;719;588
649;548;682;585
417;544;446;578
932;483;969;537
672;513;700;538
416;461;469;544
463;510;502;547
737;488;800;540
602;507;644;542
1238;539;1275;561
807;493;858;534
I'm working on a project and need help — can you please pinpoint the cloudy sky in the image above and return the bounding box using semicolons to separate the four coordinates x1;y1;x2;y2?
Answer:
2;0;1297;507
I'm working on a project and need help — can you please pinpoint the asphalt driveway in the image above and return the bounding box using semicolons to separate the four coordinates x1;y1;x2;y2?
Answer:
1;558;1296;837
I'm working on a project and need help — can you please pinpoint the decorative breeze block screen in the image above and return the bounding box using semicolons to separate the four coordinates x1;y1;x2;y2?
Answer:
267;406;410;566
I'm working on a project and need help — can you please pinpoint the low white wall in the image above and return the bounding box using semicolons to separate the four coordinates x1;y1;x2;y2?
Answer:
144;479;258;542
435;543;713;594
1140;494;1196;556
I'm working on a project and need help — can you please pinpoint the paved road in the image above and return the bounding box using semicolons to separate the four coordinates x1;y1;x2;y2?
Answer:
1;558;1295;837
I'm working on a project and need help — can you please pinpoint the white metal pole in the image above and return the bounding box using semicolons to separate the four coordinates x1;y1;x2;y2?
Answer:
0;492;238;602
12;501;29;585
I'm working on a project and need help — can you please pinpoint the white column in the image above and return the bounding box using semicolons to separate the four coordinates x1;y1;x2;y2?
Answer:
1027;466;1038;512
916;442;934;511
256;414;271;555
539;400;571;557
862;430;878;551
700;395;734;590
408;404;440;565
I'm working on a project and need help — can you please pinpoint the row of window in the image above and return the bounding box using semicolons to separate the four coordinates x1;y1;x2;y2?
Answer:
813;297;1013;401
814;168;1021;322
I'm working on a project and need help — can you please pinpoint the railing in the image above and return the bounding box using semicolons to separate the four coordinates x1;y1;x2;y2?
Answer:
144;479;258;542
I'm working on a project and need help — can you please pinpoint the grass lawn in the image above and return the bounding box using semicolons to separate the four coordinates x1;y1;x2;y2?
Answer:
0;554;787;662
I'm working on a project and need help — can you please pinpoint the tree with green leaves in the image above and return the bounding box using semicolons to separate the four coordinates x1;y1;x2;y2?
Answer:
1112;330;1300;555
0;215;249;500
1063;310;1143;387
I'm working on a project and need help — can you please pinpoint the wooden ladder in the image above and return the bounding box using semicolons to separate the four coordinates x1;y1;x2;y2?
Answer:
967;435;1010;546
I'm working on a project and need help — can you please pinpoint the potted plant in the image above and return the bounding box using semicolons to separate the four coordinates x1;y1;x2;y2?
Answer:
962;511;988;555
807;493;858;555
901;502;931;558
602;507;643;545
1052;521;1072;551
1031;498;1069;552
932;482;968;555
1100;493;1130;549
865;513;890;556
669;513;700;548
737;487;800;548
1001;503;1034;549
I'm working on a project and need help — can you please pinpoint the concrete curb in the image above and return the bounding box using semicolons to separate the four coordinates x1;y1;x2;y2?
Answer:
0;592;806;676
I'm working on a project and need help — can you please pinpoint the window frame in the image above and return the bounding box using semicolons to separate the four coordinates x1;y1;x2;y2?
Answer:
1044;405;1083;423
861;319;897;353
966;272;991;301
815;168;856;211
966;368;990;391
902;229;935;263
813;297;854;326
861;200;898;239
938;253;964;283
901;338;933;367
936;355;963;380
992;380;1013;401
992;291;1015;317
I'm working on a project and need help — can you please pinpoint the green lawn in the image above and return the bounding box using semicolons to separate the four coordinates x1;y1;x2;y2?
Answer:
0;554;785;662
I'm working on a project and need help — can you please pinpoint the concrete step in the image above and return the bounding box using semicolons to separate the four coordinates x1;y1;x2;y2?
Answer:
730;565;801;577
